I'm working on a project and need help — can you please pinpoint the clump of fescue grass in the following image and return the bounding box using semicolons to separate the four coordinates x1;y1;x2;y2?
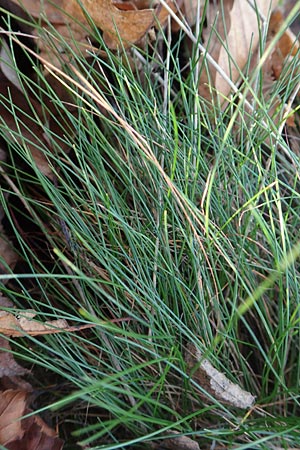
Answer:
0;2;300;448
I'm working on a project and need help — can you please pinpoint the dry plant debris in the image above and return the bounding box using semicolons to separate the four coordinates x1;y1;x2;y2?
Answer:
0;70;54;178
0;293;94;447
186;343;255;409
0;308;95;337
0;335;29;378
198;0;299;107
0;389;63;449
0;1;298;178
9;0;177;53
0;336;63;447
153;431;201;450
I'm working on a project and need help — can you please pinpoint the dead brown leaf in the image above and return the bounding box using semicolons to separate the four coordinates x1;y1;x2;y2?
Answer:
0;34;76;178
65;0;155;49
0;389;64;449
154;431;201;450
267;9;299;80
198;0;279;103
249;9;299;135
9;0;162;51
0;309;95;336
154;0;180;31
186;343;255;408
0;337;29;378
0;70;54;178
0;389;26;444
0;331;32;391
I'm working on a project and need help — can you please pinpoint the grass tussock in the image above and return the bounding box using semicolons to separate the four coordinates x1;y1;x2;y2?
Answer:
0;2;300;449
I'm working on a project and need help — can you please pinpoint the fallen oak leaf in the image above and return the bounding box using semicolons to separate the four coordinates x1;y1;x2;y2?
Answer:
216;0;283;100
18;415;63;450
154;0;179;31
115;0;180;30
0;71;54;178
0;300;32;387
4;0;101;64
0;389;64;448
0;34;77;179
0;310;95;337
0;389;26;444
9;0;157;49
199;0;279;104
233;8;299;144
63;0;155;49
